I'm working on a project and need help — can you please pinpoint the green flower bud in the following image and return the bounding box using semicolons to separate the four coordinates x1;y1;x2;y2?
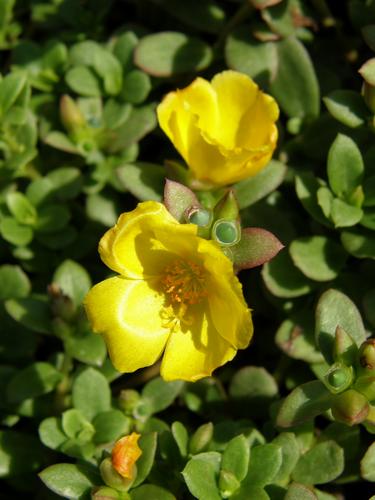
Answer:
323;363;354;394
118;389;140;415
354;374;375;402
212;219;241;247
91;486;120;500
214;190;239;221
60;95;86;133
219;470;241;498
331;389;369;426
99;458;135;492
359;339;375;371
189;422;213;455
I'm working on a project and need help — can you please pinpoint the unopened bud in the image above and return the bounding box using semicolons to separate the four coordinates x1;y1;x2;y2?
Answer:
91;486;120;500
112;433;142;480
118;389;140;415
60;95;86;133
214;190;239;221
99;458;135;492
219;470;241;498
48;283;77;322
359;339;375;371
212;219;241;246
323;363;353;394
189;422;213;455
354;374;375;402
331;389;369;426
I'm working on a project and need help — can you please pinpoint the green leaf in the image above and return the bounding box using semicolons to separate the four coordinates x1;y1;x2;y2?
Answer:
46;167;83;201
117;162;165;201
6;362;62;403
361;442;375;481
234;160;286;209
359;57;375;85
0;72;27;115
53;259;92;307
323;90;368;128
0;265;30;300
295;173;331;227
315;289;366;364
92;47;123;95
62;408;94;441
133;432;158;487
35;204;71;233
276;381;334;428
183;452;222;500
285;483;317;500
229;366;278;418
171;421;189;457
331;198;363;228
242;444;282;487
113;31;138;70
134;31;213;77
140;377;184;416
225;25;277;87
121;69;151;104
272;433;300;485
189;422;214;454
270;37;320;119
131;484;176;500
0;216;33;246
5;295;51;334
72;367;111;421
39;417;67;450
44;131;80;153
341;228;375;259
93;410;130;444
0;430;46;477
221;435;250;482
66;65;101;97
275;311;324;363
232;227;284;271
64;328;107;366
289;236;347;282
327;134;364;199
262;250;317;298
6;192;37;225
292;441;344;484
39;463;100;499
109;104;157;151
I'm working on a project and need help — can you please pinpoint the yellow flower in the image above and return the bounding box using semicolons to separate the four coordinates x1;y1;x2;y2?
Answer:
157;70;279;187
84;201;253;381
111;433;142;479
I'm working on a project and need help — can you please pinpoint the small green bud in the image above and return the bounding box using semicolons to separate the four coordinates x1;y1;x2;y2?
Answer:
347;185;364;208
359;339;375;371
287;117;302;135
219;470;241;498
323;363;354;394
118;389;140;415
186;207;212;228
333;325;358;367
214;190;239;221
189;422;213;455
91;486;120;500
48;283;77;322
60;95;86;133
331;389;369;426
212;219;241;246
99;458;135;492
354;374;375;402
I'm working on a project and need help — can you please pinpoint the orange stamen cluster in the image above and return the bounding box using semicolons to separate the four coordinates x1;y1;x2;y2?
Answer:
161;259;207;306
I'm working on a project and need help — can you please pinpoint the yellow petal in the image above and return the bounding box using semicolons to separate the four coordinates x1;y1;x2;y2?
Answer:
84;276;170;372
99;200;196;279
196;238;253;348
160;306;236;381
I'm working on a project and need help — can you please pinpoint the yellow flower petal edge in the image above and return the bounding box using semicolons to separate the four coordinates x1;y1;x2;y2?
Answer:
157;70;279;187
84;201;253;381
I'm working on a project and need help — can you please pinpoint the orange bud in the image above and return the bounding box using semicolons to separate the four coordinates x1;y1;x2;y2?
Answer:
111;433;142;479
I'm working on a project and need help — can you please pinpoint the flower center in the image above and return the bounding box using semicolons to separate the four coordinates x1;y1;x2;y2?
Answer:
161;259;207;306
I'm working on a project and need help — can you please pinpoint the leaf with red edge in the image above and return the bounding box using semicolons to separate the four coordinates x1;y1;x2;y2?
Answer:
164;179;200;222
232;227;284;270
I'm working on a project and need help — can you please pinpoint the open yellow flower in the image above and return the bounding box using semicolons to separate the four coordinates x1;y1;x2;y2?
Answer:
157;70;279;187
84;201;253;381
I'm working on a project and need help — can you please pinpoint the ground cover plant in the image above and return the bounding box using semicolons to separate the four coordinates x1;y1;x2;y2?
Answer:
0;0;374;499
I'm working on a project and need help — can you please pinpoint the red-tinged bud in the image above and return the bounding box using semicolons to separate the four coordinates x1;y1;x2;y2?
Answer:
359;339;375;371
60;95;86;133
331;389;369;426
214;190;239;221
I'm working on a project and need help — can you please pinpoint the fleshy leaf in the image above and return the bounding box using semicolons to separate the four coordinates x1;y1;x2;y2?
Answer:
232;227;284;270
164;179;200;222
